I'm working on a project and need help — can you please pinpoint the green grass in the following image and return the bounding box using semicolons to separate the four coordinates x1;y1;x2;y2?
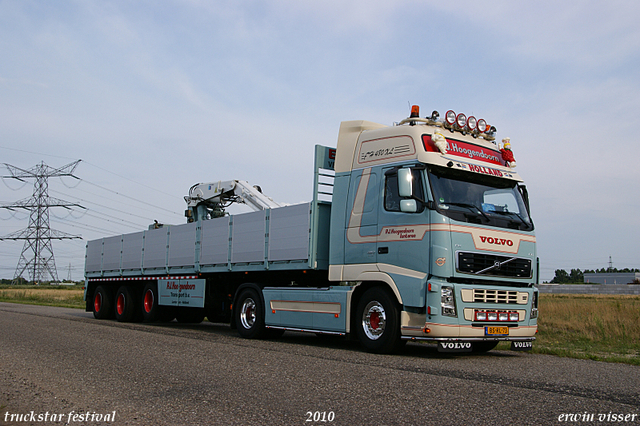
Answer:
0;285;86;309
497;294;640;365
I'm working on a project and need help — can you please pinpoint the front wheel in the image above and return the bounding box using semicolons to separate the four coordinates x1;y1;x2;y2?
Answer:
234;288;266;339
355;287;403;354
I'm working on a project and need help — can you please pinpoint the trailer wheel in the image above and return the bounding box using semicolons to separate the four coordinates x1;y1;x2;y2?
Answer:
355;287;402;354
115;286;139;322
235;288;266;339
142;283;161;322
472;341;499;353
93;285;113;319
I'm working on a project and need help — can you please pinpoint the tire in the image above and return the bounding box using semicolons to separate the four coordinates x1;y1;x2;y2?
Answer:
472;341;499;353
114;285;140;323
142;282;160;322
93;285;114;319
175;308;205;324
234;288;266;339
355;287;403;354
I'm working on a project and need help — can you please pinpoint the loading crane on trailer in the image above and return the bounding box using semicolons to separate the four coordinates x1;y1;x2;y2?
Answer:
184;180;283;221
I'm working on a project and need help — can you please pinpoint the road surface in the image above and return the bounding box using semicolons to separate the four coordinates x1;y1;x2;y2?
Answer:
1;302;638;425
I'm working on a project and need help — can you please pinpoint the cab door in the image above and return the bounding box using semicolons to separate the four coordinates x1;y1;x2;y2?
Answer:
376;166;431;273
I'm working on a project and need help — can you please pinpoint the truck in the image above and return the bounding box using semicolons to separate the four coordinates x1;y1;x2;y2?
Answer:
84;106;538;354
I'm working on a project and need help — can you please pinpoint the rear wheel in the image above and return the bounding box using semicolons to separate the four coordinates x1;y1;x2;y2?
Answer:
355;287;403;354
93;285;113;319
235;288;266;339
115;286;140;322
142;282;163;322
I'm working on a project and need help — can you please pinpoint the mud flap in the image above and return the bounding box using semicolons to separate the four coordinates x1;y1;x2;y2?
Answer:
511;341;533;351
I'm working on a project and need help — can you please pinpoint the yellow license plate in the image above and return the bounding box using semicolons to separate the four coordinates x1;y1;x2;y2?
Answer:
485;326;509;336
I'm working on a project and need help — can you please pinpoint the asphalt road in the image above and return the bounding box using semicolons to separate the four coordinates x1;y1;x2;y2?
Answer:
1;302;639;426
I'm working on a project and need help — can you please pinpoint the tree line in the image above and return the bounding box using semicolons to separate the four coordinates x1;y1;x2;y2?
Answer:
550;268;640;284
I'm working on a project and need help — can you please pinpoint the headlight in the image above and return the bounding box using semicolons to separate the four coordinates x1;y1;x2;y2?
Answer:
530;290;539;319
441;286;456;317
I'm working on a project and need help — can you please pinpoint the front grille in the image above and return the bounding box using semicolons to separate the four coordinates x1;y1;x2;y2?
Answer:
472;289;518;303
457;252;532;278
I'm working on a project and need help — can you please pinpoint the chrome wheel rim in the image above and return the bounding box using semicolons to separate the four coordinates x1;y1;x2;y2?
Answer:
240;297;256;330
362;301;386;340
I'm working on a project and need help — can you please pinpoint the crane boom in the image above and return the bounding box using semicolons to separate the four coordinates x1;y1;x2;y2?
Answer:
184;180;282;221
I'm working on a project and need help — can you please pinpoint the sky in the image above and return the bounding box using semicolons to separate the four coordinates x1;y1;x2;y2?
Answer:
1;0;639;282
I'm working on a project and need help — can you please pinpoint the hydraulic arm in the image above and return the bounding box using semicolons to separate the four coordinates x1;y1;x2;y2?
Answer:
185;180;282;221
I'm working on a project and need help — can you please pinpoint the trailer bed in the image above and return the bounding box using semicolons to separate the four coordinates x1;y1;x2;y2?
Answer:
85;201;331;278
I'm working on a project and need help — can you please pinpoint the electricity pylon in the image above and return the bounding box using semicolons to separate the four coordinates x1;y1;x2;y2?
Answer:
0;160;83;284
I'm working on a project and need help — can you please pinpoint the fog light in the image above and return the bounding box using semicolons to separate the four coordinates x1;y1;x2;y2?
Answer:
509;312;519;321
476;311;487;321
487;312;498;321
499;312;508;321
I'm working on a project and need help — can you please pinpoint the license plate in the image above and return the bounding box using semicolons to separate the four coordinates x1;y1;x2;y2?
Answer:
485;326;509;336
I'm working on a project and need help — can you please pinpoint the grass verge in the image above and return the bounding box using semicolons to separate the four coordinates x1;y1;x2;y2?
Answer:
496;294;640;365
0;285;85;309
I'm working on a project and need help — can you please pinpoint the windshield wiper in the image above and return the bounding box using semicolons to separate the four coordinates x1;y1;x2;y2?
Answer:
489;210;530;229
441;202;490;222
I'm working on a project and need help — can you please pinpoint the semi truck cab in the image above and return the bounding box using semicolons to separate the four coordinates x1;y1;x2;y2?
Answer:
321;106;538;352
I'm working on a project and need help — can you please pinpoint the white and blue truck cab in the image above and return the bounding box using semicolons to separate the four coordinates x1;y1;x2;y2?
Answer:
85;106;538;354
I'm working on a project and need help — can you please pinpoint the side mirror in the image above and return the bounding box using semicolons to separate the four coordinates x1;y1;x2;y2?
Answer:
398;168;413;197
400;199;417;213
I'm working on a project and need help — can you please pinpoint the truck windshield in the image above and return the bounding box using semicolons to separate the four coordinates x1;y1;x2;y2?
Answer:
427;166;533;231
